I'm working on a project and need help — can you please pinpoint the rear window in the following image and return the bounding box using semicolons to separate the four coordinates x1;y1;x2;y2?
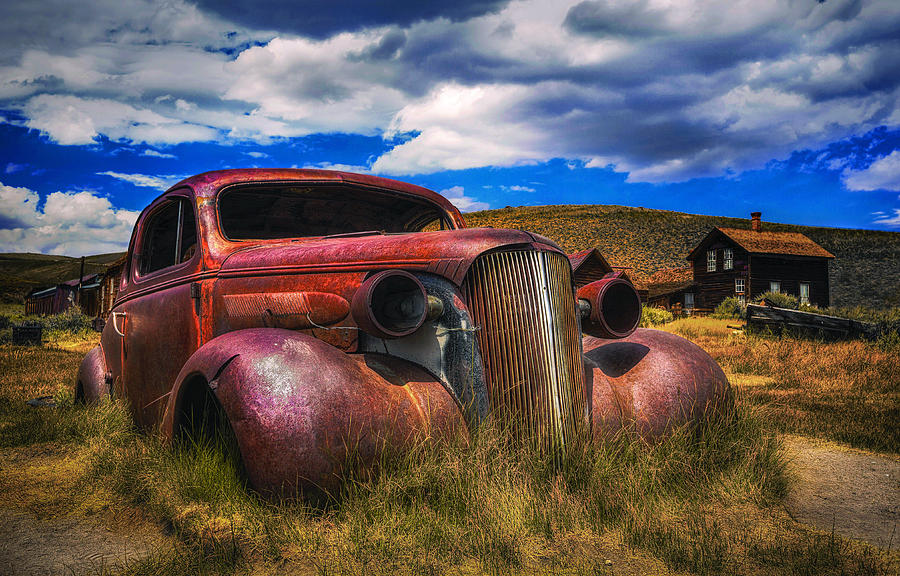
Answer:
218;185;451;240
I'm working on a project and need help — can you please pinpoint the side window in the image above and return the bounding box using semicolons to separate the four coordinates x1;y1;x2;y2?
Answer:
799;282;810;305
723;248;733;270
139;198;196;276
707;249;716;272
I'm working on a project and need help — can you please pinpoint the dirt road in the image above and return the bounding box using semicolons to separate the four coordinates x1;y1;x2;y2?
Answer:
783;435;899;550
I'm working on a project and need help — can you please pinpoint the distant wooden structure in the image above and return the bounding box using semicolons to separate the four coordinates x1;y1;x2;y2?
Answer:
24;277;87;316
646;212;834;314
568;249;648;302
568;248;613;288
643;267;696;312
94;255;126;329
24;254;127;329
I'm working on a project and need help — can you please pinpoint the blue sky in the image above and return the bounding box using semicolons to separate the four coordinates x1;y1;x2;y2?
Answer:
1;0;899;255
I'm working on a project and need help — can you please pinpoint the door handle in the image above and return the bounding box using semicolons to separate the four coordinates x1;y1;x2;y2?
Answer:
111;312;127;337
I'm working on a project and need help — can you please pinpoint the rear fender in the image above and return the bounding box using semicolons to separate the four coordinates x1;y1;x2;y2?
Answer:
162;328;464;495
585;328;732;439
76;346;109;403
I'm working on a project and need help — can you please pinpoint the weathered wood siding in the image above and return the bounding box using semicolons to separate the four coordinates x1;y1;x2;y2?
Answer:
691;238;749;310
748;255;830;307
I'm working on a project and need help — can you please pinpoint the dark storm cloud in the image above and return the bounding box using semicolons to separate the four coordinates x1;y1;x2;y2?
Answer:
0;214;29;229
193;0;511;39
563;1;667;37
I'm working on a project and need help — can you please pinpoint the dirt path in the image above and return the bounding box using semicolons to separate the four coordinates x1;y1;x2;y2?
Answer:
0;509;163;576
0;444;170;576
783;435;899;550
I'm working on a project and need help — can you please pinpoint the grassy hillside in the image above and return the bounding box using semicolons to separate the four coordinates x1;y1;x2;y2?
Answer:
466;205;900;309
0;252;125;304
2;205;897;309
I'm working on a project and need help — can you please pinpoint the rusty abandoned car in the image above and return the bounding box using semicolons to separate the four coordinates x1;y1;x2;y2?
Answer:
76;169;731;494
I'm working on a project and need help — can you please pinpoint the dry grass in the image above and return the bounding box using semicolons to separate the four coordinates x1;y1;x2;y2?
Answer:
661;317;900;454
0;323;898;575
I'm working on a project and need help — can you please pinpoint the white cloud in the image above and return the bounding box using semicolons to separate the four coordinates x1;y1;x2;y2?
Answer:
373;83;547;174
98;171;183;190
0;182;138;255
843;151;900;191
303;162;372;174
503;185;536;193
222;35;408;135
24;94;219;145
141;149;177;159
0;183;41;227
439;186;490;212
873;208;900;227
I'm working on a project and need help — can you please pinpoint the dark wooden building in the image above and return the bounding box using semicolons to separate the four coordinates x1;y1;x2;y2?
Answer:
685;212;834;311
24;276;96;316
24;283;74;316
569;249;649;302
643;267;696;312
24;255;126;328
93;255;126;330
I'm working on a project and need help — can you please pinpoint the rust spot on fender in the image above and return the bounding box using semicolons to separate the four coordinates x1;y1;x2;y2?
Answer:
223;292;349;330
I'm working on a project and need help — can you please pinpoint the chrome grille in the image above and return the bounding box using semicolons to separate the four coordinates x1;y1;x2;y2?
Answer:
464;250;587;450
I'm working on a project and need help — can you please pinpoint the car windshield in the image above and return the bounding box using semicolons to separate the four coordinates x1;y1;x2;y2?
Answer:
218;185;452;240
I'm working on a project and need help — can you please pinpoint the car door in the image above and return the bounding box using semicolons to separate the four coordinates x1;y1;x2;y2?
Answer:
122;192;202;429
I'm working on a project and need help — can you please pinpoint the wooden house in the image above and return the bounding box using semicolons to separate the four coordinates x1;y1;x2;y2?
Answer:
24;276;97;316
644;267;696;312
25;283;74;316
569;248;648;302
685;212;833;311
93;255;126;329
24;255;127;329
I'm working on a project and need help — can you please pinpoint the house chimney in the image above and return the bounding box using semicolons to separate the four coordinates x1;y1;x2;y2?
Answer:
751;212;761;233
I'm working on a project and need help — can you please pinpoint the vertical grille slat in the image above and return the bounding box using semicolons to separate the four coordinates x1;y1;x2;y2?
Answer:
465;250;587;451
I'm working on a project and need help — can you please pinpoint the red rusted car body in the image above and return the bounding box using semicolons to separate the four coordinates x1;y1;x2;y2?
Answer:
76;169;730;494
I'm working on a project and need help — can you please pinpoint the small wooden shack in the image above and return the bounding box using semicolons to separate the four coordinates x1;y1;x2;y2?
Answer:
24;255;127;329
644;267;696;312
94;255;126;329
24;278;87;316
568;249;648;302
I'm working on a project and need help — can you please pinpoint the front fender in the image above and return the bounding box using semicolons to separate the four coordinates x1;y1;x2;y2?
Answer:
163;328;464;495
76;346;109;403
585;328;732;439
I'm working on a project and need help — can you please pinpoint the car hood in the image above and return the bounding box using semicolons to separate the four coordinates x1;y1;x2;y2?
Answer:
218;227;563;285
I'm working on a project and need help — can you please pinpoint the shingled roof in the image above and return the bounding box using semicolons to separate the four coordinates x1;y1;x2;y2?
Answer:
716;227;834;258
637;266;695;297
567;248;613;288
687;226;835;260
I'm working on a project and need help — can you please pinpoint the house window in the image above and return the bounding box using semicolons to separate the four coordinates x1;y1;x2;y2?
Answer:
800;282;810;305
724;248;733;270
735;277;745;294
770;281;781;294
707;249;716;272
684;293;694;310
